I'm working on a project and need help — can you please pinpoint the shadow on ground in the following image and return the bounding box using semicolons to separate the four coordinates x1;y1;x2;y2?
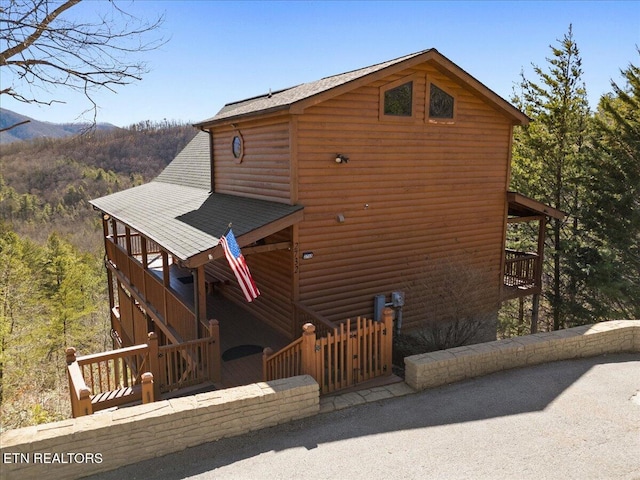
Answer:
86;353;640;480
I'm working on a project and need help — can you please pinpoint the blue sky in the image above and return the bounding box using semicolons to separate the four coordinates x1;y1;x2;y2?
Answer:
2;0;639;127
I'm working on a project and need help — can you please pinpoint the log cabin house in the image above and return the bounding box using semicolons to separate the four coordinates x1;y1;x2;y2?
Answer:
70;48;564;415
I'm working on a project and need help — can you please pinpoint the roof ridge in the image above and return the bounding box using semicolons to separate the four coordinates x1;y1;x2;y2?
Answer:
317;48;432;82
222;49;432;108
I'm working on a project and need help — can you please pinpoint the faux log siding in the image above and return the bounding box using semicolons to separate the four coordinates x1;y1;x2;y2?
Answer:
205;229;295;338
213;119;291;202
295;66;511;329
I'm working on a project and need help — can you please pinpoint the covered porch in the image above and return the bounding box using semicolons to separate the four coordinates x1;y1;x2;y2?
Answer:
501;191;565;331
166;262;291;388
86;181;305;405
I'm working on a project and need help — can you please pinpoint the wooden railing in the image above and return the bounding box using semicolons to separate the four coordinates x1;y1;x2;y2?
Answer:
67;321;221;416
113;233;162;257
106;238;197;341
504;249;539;287
157;320;221;393
262;336;304;382
65;337;157;418
265;308;394;395
293;302;338;338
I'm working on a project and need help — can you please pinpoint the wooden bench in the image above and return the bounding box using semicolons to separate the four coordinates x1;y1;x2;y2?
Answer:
205;273;229;294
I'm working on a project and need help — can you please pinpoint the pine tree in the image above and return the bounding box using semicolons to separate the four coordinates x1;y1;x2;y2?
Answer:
511;25;591;330
582;54;640;319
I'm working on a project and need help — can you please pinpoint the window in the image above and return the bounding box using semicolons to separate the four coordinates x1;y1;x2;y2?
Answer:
379;75;420;121
384;81;413;117
231;133;244;163
429;83;454;119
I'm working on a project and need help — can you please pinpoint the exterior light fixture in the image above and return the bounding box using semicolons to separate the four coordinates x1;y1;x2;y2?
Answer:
335;154;349;164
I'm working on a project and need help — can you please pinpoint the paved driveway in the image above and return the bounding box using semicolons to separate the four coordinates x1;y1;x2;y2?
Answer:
89;353;640;480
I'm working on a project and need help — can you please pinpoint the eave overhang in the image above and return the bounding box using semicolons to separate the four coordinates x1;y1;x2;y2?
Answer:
195;48;529;129
507;191;566;220
90;182;304;269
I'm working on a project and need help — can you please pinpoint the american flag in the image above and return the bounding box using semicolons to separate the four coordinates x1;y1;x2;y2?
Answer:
219;228;260;302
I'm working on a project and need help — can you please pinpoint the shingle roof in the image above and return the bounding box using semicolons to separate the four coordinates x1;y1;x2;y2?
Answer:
197;49;431;124
195;48;529;126
90;133;303;262
155;131;211;190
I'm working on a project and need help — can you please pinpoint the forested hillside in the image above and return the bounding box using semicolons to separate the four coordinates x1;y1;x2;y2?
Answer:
1;121;197;250
0;121;197;429
1;30;638;432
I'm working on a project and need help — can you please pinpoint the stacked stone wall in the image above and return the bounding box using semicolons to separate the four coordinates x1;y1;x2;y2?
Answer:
1;376;319;479
405;320;640;390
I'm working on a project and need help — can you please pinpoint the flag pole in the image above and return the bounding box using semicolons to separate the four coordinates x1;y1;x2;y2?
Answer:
222;222;232;238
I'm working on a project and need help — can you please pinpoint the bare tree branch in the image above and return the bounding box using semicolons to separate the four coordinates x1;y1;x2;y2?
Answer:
0;0;165;131
0;119;30;132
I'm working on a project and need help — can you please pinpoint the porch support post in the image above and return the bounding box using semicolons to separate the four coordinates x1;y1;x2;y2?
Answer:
531;215;546;334
196;266;207;325
125;226;132;256
147;332;161;400
141;236;148;268
207;319;221;383
161;250;169;321
535;215;546;288
301;323;317;381
531;294;540;334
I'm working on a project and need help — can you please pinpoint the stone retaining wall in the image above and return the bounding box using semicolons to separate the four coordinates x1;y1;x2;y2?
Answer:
0;375;319;479
405;320;640;390
2;321;639;479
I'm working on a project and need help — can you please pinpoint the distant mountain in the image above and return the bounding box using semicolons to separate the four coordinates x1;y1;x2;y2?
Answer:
0;108;118;144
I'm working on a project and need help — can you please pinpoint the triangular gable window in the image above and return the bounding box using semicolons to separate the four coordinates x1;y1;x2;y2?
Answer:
429;83;454;119
384;81;413;117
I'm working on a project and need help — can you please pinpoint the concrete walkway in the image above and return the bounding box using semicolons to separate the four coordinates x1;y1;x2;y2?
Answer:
88;353;640;480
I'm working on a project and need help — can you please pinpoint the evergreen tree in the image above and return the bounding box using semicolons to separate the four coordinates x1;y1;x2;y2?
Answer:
581;54;640;319
511;25;591;329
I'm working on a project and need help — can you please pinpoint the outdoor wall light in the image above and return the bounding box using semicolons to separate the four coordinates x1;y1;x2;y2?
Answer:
335;154;349;164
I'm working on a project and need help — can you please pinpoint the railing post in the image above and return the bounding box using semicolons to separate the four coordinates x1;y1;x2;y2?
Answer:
66;347;77;417
208;319;221;383
65;347;77;364
141;372;155;404
262;347;273;381
147;332;161;400
66;347;92;417
301;323;317;381
382;308;394;377
77;387;92;417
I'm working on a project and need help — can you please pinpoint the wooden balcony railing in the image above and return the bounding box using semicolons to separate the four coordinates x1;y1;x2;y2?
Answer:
157;320;221;393
504;249;539;288
112;233;162;257
67;321;221;417
65;337;157;418
106;238;197;341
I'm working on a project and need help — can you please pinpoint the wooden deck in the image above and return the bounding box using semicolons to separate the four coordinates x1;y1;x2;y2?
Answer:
207;291;291;388
152;259;291;389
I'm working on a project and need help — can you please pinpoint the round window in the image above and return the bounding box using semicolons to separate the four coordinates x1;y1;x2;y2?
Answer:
232;135;242;160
